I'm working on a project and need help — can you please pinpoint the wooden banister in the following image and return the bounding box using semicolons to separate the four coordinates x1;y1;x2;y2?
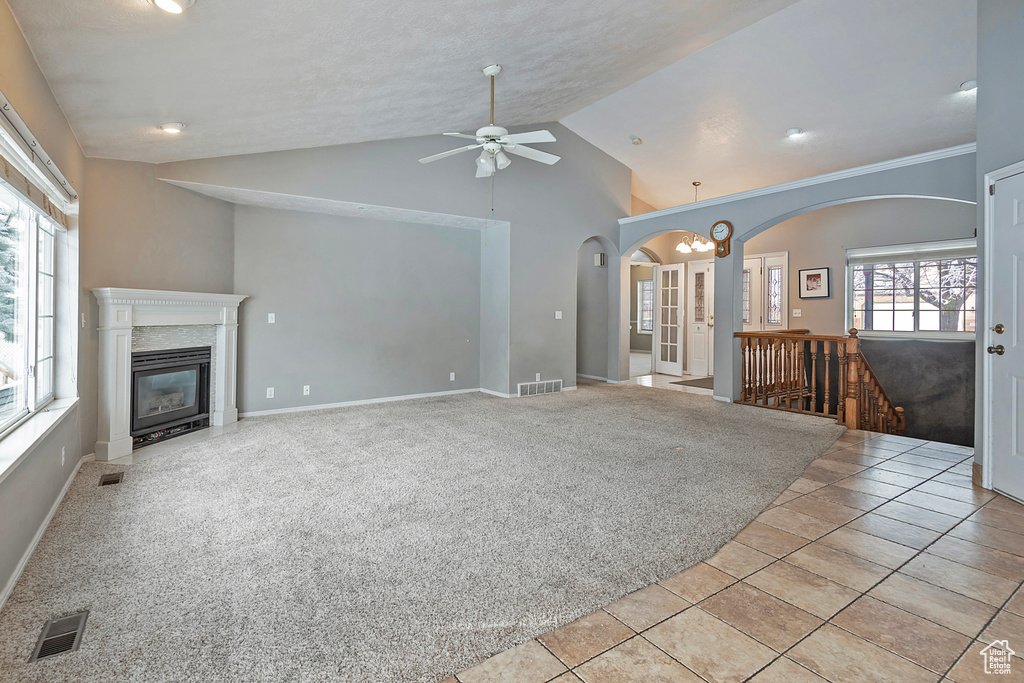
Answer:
735;327;905;435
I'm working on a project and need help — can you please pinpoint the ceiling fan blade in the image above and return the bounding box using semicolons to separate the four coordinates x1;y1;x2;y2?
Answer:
505;144;560;165
443;132;480;140
502;130;556;145
418;144;482;164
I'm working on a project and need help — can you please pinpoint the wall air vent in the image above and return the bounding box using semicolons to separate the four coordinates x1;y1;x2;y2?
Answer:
517;379;563;397
29;611;88;662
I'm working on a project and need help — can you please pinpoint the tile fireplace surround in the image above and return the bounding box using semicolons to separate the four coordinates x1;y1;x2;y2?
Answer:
92;288;247;461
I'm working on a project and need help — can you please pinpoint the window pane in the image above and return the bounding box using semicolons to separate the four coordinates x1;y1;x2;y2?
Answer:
37;315;53;360
37;222;54;275
853;266;867;290
35;357;52;402
0;184;29;426
919;261;940;288
37;273;53;317
871;310;895;331
694;272;705;322
767;265;782;325
639;279;654;332
742;269;751;324
894;310;915;332
919;310;940;331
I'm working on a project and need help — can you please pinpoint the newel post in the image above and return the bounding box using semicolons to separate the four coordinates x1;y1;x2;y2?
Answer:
844;328;861;429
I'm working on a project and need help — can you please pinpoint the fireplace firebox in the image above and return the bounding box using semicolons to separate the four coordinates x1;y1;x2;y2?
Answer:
131;346;211;449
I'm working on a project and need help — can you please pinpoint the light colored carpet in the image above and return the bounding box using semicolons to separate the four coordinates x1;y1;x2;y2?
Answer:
0;384;843;682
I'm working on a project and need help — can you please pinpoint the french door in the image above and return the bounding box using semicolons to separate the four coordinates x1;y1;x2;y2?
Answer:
654;264;684;375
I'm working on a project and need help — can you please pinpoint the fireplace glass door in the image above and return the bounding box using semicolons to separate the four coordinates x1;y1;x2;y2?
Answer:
133;364;201;430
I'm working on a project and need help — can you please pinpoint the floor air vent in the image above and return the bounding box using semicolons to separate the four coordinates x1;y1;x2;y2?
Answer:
99;472;124;486
517;379;563;397
30;611;88;662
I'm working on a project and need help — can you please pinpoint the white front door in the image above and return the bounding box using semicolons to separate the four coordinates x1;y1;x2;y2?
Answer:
654;264;684;375
688;260;714;376
990;169;1024;500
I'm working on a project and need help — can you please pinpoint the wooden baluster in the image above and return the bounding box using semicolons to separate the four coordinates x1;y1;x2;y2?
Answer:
743;337;750;403
798;340;806;411
810;341;818;414
836;343;846;425
823;340;832;416
896;407;906;435
845;330;861;430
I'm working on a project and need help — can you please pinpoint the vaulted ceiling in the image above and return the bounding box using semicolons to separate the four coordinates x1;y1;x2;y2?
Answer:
8;0;976;209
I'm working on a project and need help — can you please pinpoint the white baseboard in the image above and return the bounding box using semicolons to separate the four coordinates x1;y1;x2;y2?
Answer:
713;395;732;403
562;386;577;392
576;374;609;382
479;388;513;399
606;379;622;384
0;455;86;612
239;388;482;417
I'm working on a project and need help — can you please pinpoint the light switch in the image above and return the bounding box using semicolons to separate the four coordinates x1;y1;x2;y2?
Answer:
554;310;562;319
268;313;276;324
793;309;802;318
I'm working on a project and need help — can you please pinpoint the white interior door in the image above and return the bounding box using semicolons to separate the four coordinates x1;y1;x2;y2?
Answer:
654;264;684;375
743;258;763;331
990;169;1024;500
687;260;714;376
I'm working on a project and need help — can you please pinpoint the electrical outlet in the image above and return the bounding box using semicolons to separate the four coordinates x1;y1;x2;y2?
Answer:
61;447;65;466
81;313;86;329
303;385;310;395
793;308;803;318
450;372;456;381
554;310;562;320
266;387;275;399
536;373;541;381
268;313;276;324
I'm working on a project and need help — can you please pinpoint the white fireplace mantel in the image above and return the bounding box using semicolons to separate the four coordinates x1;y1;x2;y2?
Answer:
92;288;248;461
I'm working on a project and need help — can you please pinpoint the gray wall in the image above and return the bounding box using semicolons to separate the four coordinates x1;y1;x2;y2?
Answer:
234;206;480;412
631;195;657;216
158;123;632;396
746;198;977;335
975;1;1024;467
79;158;235;454
479;223;510;395
629;265;654;351
0;0;85;602
861;338;975;447
577;238;610;378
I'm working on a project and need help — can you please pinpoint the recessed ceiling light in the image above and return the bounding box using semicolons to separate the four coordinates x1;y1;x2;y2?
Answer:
357;206;368;211
630;136;643;146
959;79;978;92
148;0;196;14
786;127;804;137
159;122;187;134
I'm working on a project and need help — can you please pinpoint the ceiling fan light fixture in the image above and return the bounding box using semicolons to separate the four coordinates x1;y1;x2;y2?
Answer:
149;0;195;14
494;150;511;170
476;151;495;173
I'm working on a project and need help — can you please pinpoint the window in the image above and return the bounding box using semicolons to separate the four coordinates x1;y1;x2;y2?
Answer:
0;182;58;433
767;265;783;325
847;239;976;336
638;279;654;332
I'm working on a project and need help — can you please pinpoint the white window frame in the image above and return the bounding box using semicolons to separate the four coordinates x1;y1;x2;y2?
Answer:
0;183;59;439
845;238;977;340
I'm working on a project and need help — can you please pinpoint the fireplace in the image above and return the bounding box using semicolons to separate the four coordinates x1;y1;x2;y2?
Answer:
131;346;211;449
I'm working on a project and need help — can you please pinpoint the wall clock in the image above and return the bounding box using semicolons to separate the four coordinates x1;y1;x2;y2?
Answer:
711;220;733;257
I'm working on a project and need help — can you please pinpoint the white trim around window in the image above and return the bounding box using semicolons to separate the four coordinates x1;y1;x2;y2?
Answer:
845;238;977;339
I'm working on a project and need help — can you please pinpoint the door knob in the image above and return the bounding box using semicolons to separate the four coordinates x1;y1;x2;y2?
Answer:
988;345;1005;355
991;323;1005;334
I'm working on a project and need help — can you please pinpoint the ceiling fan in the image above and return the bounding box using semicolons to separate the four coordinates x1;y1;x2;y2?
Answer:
418;65;561;178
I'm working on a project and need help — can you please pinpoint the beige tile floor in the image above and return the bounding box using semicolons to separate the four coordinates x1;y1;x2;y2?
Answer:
445;428;1024;683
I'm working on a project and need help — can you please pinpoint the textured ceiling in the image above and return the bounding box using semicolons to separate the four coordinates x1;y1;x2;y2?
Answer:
7;0;797;163
562;0;977;209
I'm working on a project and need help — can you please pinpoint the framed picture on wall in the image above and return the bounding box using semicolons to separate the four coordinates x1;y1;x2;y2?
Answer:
798;267;831;299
